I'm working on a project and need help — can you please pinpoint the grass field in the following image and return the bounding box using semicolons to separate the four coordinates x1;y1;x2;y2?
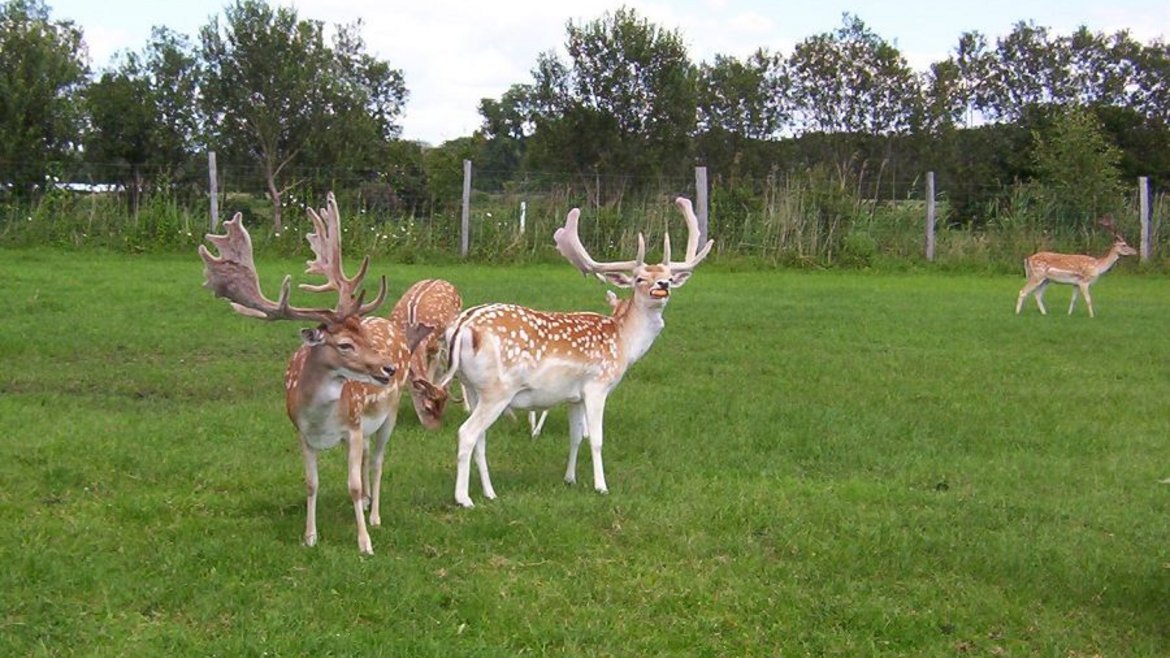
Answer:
1;248;1167;656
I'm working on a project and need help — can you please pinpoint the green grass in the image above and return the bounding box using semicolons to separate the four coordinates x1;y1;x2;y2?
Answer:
2;248;1168;656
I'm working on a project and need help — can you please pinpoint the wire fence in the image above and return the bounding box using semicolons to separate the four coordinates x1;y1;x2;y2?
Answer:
1;157;1165;270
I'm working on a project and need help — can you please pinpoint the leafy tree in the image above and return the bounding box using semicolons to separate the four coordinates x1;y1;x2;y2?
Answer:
85;64;155;210
694;50;788;185
786;14;921;136
0;0;87;196
1031;106;1125;228
199;0;405;231
84;27;201;213
523;7;697;185
698;50;787;141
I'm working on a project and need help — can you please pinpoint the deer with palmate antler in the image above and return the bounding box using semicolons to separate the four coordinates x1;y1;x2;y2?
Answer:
199;193;431;554
1015;216;1137;318
435;197;713;508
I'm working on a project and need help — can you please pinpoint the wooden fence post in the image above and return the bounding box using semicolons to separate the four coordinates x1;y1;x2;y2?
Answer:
1139;176;1151;262
208;151;219;231
461;159;472;258
925;171;936;262
694;166;709;247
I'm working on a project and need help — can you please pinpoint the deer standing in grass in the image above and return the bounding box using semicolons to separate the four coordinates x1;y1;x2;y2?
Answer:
1015;216;1137;318
527;289;629;438
436;197;713;508
389;279;462;430
199;193;430;554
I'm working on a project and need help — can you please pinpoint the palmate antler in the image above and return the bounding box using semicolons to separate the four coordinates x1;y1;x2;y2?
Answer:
198;192;387;324
1098;215;1128;243
553;197;714;277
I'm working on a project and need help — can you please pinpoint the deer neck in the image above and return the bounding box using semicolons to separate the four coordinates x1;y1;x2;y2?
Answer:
615;297;667;365
1096;245;1128;272
287;346;349;416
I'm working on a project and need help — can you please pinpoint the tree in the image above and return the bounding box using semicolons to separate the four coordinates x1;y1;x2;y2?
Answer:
787;14;921;136
522;7;697;185
199;0;406;231
1031;106;1125;228
84;28;201;213
0;0;87;196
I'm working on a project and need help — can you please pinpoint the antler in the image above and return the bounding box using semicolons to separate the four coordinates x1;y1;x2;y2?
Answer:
300;193;387;317
198;193;387;324
554;208;645;276
666;197;715;273
1098;215;1127;243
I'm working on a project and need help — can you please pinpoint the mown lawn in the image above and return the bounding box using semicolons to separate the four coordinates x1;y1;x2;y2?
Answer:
1;248;1167;656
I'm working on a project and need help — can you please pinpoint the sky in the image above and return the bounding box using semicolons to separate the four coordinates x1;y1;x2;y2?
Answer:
46;0;1170;145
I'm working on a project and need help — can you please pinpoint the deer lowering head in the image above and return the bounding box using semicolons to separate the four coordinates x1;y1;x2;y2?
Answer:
199;193;430;554
388;278;463;431
1015;215;1137;318
436;197;713;507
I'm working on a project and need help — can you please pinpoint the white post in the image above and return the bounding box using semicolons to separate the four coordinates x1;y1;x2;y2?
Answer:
520;201;527;234
694;166;709;247
1139;176;1151;262
461;159;472;258
925;171;936;262
208;151;220;231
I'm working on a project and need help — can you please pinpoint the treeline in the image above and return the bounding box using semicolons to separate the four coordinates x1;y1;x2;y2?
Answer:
2;0;1168;243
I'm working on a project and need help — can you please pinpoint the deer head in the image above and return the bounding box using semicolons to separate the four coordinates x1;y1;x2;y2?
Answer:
553;197;714;304
198;193;398;385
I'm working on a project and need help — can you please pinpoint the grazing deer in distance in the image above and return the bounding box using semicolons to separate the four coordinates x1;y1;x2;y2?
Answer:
1015;216;1137;318
199;193;431;554
436;197;713;508
389;279;462;430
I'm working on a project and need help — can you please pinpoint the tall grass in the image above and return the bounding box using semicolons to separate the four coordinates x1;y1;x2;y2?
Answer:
1;172;1165;272
2;248;1168;656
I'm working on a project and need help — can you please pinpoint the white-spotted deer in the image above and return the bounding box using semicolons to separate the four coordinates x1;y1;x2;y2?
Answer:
1015;216;1137;318
526;289;629;438
436;197;713;508
388;279;462;430
198;193;431;554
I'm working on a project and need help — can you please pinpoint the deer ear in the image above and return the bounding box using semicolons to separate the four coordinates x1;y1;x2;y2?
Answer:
669;271;693;288
300;326;326;346
603;272;634;288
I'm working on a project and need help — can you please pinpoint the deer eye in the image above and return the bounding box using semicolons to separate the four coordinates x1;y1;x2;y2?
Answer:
635;277;645;284
336;342;356;353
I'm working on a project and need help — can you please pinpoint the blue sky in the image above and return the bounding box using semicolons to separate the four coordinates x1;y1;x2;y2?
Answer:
46;0;1170;144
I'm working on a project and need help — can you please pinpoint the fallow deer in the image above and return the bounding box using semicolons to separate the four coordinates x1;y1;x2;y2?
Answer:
388;278;462;430
198;193;430;554
527;289;629;438
436;197;713;508
1015;216;1137;318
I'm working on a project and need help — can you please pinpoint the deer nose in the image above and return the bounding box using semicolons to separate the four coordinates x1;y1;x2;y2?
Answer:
655;280;669;290
382;364;396;377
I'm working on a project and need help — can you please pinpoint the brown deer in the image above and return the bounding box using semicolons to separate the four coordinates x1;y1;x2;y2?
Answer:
1016;216;1137;318
436;197;713;508
198;193;430;554
527;289;629;438
388;279;462;430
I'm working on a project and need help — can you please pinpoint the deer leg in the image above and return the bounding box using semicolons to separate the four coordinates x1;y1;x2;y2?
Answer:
454;395;509;508
530;410;549;438
564;403;586;484
367;416;396;528
347;429;373;555
1067;286;1080;315
1033;281;1050;315
582;392;609;495
301;437;319;548
1080;283;1095;318
1017;279;1047;314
